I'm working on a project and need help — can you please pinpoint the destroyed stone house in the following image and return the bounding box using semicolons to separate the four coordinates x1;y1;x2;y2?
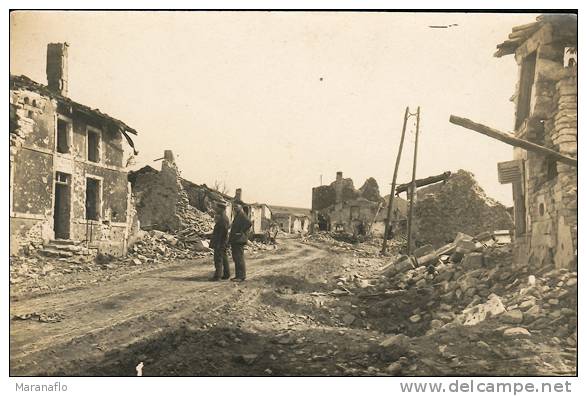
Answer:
129;158;272;236
270;206;311;234
494;14;577;269
10;43;139;257
311;172;407;236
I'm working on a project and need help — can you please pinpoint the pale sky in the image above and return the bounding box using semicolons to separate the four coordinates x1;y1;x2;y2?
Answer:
10;11;539;208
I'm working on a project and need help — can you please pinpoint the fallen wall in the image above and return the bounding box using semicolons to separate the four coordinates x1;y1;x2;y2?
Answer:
413;170;513;247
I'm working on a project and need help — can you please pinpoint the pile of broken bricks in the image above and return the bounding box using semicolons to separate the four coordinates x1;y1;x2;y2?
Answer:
126;229;213;265
381;230;505;279
375;230;577;349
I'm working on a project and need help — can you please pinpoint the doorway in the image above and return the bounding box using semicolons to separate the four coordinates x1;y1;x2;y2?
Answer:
317;213;329;231
53;172;71;239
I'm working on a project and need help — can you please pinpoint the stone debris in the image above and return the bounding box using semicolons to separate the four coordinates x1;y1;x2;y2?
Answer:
12;312;64;323
307;231;403;257
457;294;505;326
237;354;258;365
503;327;531;338
412;170;514;247
126;229;213;262
379;334;411;362
347;227;577;359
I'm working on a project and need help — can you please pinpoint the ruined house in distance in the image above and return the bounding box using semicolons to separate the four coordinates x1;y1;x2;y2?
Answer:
270;206;311;234
10;43;139;257
311;172;406;236
494;14;577;269
248;203;273;235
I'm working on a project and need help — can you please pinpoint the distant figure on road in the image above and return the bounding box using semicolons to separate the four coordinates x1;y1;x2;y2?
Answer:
209;201;230;281
229;204;252;282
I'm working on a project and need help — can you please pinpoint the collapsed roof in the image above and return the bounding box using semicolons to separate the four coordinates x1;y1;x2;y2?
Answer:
494;14;577;58
10;74;138;154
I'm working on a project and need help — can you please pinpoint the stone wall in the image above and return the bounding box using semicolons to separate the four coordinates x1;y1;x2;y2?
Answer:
516;63;577;269
413;170;514;247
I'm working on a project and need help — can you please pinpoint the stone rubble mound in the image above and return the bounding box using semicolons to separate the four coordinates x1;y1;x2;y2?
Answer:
374;230;577;346
413;170;514;247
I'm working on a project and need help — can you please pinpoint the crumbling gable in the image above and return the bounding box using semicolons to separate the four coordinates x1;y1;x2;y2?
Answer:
129;151;214;234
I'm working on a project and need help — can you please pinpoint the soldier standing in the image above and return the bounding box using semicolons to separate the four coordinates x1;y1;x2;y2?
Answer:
229;203;252;282
209;201;230;281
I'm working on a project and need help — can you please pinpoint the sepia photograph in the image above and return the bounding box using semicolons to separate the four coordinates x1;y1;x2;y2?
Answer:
5;4;580;393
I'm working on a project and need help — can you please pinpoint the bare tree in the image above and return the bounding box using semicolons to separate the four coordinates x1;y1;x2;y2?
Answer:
212;179;230;195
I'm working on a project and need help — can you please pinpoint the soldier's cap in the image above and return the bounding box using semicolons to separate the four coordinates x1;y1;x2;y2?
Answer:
216;200;228;208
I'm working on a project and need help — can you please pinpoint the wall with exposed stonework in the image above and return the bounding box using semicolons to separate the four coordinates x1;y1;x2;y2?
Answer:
502;16;577;270
9;81;136;257
515;68;577;269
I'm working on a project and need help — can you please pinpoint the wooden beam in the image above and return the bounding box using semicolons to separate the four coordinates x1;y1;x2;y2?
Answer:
449;115;577;167
396;171;452;194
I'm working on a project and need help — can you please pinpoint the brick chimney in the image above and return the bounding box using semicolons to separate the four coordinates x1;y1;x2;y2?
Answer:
163;150;175;164
335;171;344;204
235;188;242;202
46;43;69;96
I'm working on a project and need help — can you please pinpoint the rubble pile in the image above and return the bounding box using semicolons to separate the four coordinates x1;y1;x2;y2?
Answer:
307;232;402;257
245;240;276;253
9;246;115;287
372;230;576;346
126;229;214;264
413;170;514;247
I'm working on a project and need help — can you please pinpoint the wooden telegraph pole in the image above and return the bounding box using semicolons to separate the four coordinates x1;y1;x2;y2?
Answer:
406;107;421;255
381;107;410;255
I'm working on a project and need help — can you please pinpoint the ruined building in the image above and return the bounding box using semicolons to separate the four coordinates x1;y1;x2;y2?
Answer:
270;206;311;234
129;157;274;237
311;172;406;236
411;170;514;247
128;151;215;234
10;43;139;256
248;203;273;235
495;14;577;268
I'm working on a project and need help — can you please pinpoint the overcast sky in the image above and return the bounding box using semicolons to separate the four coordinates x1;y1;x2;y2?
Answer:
10;11;539;208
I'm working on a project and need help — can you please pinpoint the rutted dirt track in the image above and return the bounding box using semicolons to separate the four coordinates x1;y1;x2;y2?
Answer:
10;237;576;376
10;239;329;375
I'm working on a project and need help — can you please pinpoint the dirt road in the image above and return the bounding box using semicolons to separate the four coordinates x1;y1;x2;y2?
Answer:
10;238;335;375
10;236;576;376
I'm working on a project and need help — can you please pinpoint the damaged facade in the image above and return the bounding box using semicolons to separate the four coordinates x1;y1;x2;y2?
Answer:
311;172;406;236
495;14;577;269
10;43;138;257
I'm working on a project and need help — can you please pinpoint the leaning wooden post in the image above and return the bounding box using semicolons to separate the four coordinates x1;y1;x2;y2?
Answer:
449;115;577;167
381;107;410;255
406;107;421;255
